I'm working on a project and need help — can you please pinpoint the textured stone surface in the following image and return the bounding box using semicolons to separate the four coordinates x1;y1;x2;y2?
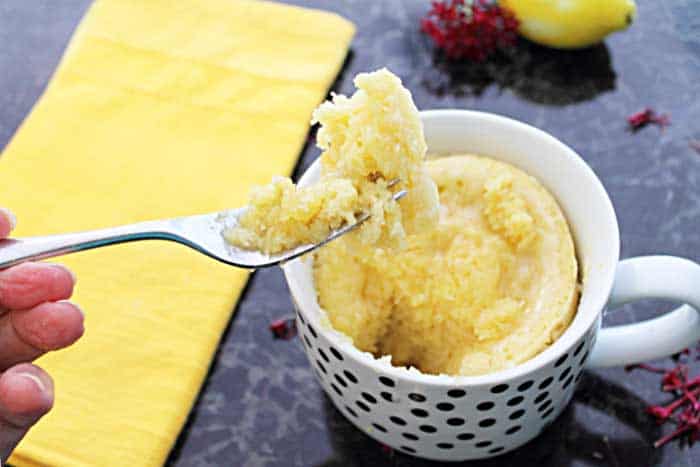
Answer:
1;1;699;466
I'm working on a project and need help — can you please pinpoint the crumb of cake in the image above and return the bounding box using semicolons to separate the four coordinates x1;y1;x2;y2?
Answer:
223;176;358;253
483;174;537;251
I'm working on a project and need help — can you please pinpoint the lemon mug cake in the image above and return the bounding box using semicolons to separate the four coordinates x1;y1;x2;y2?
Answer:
226;68;579;376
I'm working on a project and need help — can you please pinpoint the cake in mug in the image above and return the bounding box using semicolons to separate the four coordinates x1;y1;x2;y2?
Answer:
315;154;579;376
225;68;579;376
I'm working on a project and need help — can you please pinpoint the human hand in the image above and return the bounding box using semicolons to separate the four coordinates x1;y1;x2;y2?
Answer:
0;208;84;462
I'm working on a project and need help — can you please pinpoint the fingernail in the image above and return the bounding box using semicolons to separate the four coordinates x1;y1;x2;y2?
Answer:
0;208;17;230
50;263;77;283
17;372;46;392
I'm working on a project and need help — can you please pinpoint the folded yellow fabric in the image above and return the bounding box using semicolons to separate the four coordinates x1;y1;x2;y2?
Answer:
0;0;353;465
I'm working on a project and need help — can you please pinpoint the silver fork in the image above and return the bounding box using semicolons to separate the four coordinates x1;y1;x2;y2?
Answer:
0;189;407;270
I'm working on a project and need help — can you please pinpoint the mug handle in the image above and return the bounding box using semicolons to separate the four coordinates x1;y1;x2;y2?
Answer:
587;255;700;368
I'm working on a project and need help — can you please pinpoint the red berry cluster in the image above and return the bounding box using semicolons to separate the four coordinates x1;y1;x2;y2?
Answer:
421;0;519;62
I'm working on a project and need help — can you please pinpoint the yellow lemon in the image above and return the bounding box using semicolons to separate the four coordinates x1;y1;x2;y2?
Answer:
500;0;637;49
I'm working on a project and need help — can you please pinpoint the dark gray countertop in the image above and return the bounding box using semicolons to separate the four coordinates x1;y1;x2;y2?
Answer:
2;1;699;466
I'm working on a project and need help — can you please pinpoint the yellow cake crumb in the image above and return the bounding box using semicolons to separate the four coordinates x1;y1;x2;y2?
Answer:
315;154;579;376
224;68;438;254
223;176;358;253
483;174;537;251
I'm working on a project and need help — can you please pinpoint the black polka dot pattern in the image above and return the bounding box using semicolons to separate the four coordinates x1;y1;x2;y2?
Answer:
507;396;524;406
538;377;553;390
296;305;597;460
477;401;495;411
436;402;454;411
330;347;344;361
343;370;358;384
558;367;572;381
580;351;590;365
562;375;574;390
554;354;568;367
419;424;437;433
505;425;521;435
318;349;329;363
390;416;406;426
379;376;395;387
334;374;347;388
517;381;534;392
356;401;370;412
372;423;387;433
361;392;377;404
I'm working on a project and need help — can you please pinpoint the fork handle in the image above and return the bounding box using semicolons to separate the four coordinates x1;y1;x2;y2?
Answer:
0;220;176;269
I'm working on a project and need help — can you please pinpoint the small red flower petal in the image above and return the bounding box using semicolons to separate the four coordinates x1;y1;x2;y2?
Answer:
634;348;700;448
627;108;671;131
269;317;297;340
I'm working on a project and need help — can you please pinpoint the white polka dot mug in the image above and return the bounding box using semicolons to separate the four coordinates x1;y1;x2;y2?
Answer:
282;110;700;461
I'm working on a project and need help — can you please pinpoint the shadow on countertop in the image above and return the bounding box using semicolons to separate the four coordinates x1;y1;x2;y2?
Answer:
316;372;661;467
416;38;617;106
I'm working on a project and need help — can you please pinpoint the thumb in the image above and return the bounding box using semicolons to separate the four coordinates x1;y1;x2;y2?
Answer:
0;364;53;463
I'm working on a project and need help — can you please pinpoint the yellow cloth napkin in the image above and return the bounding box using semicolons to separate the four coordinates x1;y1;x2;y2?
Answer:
0;0;353;465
